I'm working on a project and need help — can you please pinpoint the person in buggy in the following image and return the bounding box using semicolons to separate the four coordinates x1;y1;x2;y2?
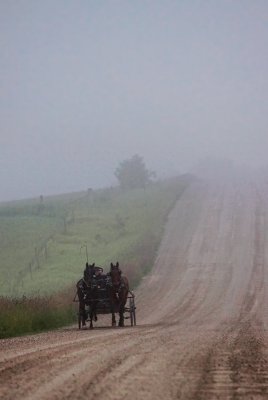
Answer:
93;265;109;290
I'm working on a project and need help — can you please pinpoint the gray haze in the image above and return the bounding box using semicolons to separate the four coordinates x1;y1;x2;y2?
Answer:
1;1;268;201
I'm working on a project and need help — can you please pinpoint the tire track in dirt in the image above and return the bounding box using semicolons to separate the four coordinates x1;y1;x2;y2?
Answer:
0;327;158;400
193;321;268;400
190;186;268;399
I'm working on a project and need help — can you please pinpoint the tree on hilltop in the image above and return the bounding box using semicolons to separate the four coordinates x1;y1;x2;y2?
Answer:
115;155;155;189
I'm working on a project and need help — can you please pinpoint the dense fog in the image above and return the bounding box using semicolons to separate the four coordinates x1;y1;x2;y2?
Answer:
1;1;267;201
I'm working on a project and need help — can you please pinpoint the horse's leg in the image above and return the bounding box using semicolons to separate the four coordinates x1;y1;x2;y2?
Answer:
81;307;87;326
118;296;125;327
119;291;128;327
111;302;116;326
109;291;116;326
78;293;86;326
93;291;98;322
118;303;124;327
111;301;116;326
93;301;98;321
89;310;94;329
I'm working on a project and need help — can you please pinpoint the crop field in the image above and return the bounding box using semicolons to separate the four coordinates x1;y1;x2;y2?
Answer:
0;176;191;297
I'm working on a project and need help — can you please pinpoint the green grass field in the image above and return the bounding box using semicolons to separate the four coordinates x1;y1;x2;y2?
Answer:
0;176;192;297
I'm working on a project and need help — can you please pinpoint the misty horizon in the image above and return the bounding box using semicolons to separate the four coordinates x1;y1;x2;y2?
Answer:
1;1;268;202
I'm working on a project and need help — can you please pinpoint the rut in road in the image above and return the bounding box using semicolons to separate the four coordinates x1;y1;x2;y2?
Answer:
1;179;268;399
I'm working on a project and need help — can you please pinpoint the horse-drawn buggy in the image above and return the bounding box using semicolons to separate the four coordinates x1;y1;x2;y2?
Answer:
74;262;136;329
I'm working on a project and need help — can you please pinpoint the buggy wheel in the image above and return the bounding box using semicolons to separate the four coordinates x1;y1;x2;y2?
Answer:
130;307;134;326
133;307;137;326
129;297;136;327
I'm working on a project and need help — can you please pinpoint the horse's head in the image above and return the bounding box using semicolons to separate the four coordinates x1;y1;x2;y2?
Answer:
110;262;122;285
83;262;95;285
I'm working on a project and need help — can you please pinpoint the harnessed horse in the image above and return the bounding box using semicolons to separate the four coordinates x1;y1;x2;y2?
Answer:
108;262;129;327
76;263;98;329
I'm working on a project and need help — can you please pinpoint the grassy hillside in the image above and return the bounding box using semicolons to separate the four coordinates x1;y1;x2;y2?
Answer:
0;176;192;297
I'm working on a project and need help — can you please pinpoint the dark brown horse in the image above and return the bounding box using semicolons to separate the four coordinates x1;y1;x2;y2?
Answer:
76;263;98;329
109;262;129;327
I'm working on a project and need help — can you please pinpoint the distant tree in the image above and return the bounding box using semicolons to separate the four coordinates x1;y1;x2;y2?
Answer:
115;155;155;189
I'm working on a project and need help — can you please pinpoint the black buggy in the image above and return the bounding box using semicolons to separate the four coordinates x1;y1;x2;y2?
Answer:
74;266;136;329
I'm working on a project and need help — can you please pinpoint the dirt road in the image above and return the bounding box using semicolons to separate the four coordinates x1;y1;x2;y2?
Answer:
1;178;268;399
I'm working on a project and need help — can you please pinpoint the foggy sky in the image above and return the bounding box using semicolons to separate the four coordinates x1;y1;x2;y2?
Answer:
1;0;268;201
